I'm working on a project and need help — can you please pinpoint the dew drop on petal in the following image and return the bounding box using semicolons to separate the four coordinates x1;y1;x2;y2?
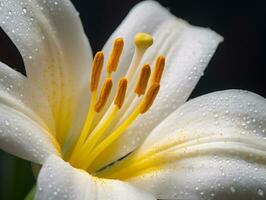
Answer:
230;186;236;193
257;188;264;196
4;120;9;126
22;7;27;14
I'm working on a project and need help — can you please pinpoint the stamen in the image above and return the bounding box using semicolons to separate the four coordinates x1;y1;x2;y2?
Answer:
72;105;119;168
73;78;128;168
151;56;165;85
90;51;104;92
95;78;113;113
85;105;140;170
114;78;128;109
134;64;151;96
106;38;124;74
116;64;151;122
126;33;153;82
115;64;151;125
140;83;160;114
69;53;104;161
68;33;165;173
85;84;160;171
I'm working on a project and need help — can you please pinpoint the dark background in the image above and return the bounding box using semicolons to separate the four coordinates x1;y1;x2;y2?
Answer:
0;0;265;199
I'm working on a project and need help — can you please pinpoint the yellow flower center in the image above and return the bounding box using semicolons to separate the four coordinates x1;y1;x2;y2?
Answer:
67;33;165;174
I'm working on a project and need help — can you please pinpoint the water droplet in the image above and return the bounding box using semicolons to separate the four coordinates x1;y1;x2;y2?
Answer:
22;7;27;14
230;186;236;193
5;120;10;126
0;2;4;9
257;188;264;196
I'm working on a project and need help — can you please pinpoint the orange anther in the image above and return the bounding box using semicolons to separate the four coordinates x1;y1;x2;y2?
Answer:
106;38;124;73
94;78;113;112
134;64;151;96
90;52;104;92
151;56;165;85
114;78;128;109
140;83;160;114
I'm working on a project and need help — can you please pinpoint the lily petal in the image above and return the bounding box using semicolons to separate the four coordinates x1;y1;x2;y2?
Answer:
0;103;60;164
131;157;266;200
122;90;266;199
94;0;223;169
0;61;54;132
0;0;93;145
35;155;155;200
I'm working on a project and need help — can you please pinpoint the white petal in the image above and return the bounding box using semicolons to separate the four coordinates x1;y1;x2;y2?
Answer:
35;155;155;200
131;157;266;200
0;0;92;145
138;90;266;151
93;0;223;170
0;62;55;132
0;104;60;164
125;90;266;199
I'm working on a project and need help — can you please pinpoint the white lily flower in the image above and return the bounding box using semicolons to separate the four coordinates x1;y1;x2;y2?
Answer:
0;0;265;199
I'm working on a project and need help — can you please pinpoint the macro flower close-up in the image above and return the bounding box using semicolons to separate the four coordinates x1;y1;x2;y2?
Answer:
0;0;265;199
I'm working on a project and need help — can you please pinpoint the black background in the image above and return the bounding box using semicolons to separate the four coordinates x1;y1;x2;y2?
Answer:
0;0;265;199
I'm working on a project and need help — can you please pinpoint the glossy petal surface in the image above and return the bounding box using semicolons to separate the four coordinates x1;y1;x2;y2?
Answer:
126;90;266;199
36;155;155;200
0;0;93;146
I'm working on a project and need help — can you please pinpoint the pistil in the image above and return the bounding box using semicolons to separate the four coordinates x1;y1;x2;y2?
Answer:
125;33;153;82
